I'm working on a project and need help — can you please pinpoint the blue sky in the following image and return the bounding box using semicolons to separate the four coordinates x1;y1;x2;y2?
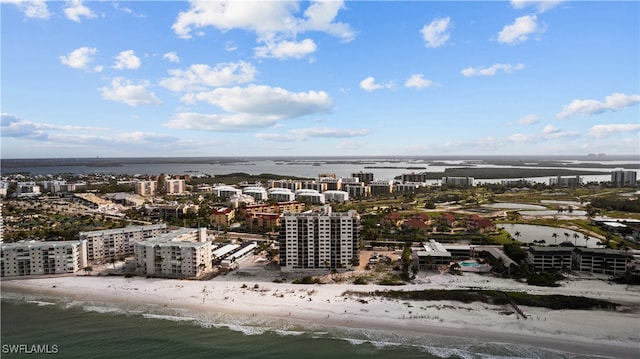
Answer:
1;0;639;158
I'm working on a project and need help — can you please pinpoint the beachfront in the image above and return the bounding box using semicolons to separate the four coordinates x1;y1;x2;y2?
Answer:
2;269;638;358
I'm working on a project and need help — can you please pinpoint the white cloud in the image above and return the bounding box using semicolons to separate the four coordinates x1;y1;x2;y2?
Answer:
2;0;50;19
1;113;107;140
556;93;640;119
360;76;393;92
59;47;98;70
461;63;524;77
100;78;161;106
64;0;95;22
405;74;433;89
166;85;333;132
256;127;370;142
113;50;141;70
225;41;238;52
172;0;353;58
516;114;539;125
420;17;451;48
336;140;365;150
162;52;180;63
497;15;543;45
509;133;536;143
160;61;256;92
542;124;559;134
511;0;564;13
588;124;640;138
255;38;317;59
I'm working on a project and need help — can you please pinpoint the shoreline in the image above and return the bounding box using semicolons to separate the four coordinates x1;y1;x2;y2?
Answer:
2;275;639;358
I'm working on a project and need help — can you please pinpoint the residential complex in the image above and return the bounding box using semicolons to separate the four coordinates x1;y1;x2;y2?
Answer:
1;240;88;277
279;206;360;272
134;227;212;278
79;224;168;263
611;170;637;187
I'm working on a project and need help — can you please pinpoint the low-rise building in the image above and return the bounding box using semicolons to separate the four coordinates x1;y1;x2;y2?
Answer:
295;189;326;204
416;240;451;269
345;183;370;199
572;247;630;275
528;246;574;272
322;190;349;203
243;187;268;201
268;188;296;202
211;207;235;227
1;241;88;277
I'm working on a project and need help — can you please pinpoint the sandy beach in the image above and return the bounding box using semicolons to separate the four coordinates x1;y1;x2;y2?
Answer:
2;268;639;358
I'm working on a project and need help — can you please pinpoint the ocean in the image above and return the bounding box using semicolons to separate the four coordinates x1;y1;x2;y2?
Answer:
0;294;604;359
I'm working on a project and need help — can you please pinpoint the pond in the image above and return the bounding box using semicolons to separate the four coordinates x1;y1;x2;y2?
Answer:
482;203;547;210
539;200;583;206
498;223;601;248
519;210;587;217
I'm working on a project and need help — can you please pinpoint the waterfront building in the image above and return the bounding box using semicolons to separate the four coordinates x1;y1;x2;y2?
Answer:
401;172;429;183
549;175;582;188
134;228;212;278
352;171;374;184
611;170;637;187
442;176;474;187
461;214;495;233
416;240;451;269
369;179;394;194
79;224;168;263
279;205;360;272
527;246;574;272
0;181;8;198
572;248;630;275
135;180;157;196
1;241;88;277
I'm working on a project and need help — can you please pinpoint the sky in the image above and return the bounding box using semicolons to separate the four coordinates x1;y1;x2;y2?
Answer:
1;0;639;159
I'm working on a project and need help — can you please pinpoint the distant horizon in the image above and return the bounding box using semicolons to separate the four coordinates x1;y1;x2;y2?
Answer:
2;153;639;162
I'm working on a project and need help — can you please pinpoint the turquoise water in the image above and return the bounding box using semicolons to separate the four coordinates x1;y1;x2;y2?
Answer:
459;261;479;268
0;294;596;359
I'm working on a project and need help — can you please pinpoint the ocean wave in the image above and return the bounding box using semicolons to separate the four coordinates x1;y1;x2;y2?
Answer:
142;313;196;322
25;300;56;306
84;305;129;314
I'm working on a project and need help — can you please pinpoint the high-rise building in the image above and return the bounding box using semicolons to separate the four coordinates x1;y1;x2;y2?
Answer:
442;176;474;187
351;171;374;184
279;206;360;272
611;170;637;187
135;180;157;196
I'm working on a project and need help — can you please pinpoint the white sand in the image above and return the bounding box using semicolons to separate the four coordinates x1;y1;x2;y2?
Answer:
2;271;639;358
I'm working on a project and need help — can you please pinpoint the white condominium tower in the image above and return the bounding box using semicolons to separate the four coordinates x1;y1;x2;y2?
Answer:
279;205;360;272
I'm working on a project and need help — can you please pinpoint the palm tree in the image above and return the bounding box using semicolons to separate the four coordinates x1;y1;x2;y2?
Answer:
514;231;522;242
583;234;590;247
563;232;570;243
551;232;558;245
573;233;580;245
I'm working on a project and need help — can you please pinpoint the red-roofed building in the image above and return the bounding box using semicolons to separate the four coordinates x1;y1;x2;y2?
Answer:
381;212;403;227
462;214;495;233
211;207;235;227
434;213;456;230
